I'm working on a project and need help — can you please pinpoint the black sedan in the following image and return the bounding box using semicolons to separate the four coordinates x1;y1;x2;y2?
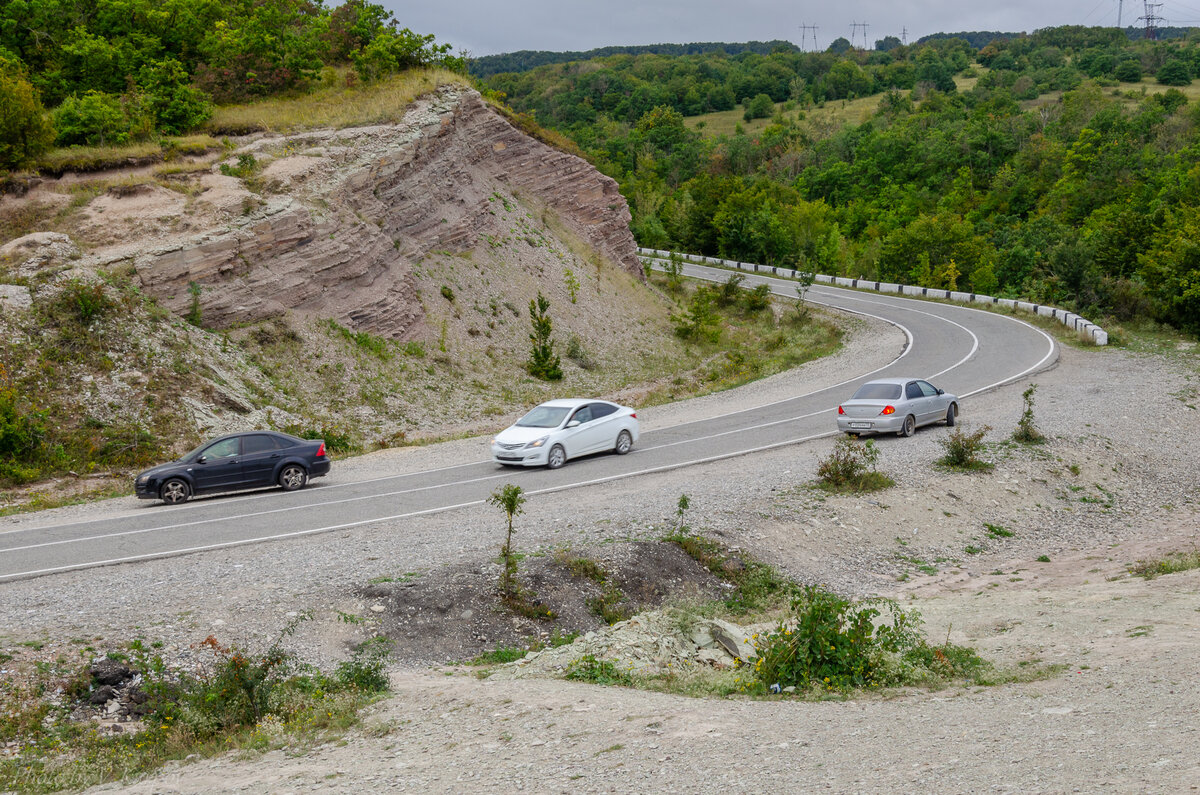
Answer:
135;431;330;504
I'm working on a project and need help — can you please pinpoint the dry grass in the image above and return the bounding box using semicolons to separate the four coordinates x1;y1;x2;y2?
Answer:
207;68;470;135
34;135;221;175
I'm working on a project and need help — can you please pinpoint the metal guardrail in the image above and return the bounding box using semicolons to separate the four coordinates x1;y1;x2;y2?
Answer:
637;248;1108;346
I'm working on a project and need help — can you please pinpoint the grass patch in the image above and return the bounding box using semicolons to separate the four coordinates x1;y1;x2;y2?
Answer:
465;631;578;666
985;523;1014;539
564;654;634;686
207;68;467;135
1128;550;1200;579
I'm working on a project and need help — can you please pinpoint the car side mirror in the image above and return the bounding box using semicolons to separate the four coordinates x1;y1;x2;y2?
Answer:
566;420;580;428
197;455;208;464
936;388;944;395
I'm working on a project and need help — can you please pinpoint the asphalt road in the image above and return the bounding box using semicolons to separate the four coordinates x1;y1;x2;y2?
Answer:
0;266;1056;581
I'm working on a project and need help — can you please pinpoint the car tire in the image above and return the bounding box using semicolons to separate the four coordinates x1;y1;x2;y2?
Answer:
160;478;190;505
547;445;566;469
279;464;308;491
899;414;916;437
614;430;633;455
946;403;958;427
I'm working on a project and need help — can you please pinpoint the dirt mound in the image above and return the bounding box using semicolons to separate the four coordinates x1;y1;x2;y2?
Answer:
359;541;728;664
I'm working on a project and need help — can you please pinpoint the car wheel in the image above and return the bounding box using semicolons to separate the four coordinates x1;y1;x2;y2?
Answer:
160;478;190;505
547;445;566;469
279;464;308;491
614;430;633;455
946;403;958;427
898;414;916;437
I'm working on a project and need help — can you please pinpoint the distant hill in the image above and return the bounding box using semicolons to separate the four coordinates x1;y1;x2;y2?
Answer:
469;41;801;78
916;31;1023;49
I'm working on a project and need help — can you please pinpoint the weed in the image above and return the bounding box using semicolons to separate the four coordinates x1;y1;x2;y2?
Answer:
185;281;203;327
1128;550;1200;579
985;523;1014;538
564;655;634;686
489;484;525;601
815;438;894;493
965;545;983;554
440;285;455;302
564;268;580;303
1013;384;1046;444
1036;555;1052;563
664;531;792;614
937;425;993;470
218;153;260;180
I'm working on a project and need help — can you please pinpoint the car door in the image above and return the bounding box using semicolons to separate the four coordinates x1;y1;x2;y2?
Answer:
903;381;927;425
562;404;595;456
240;434;284;486
917;381;943;424
190;436;245;492
586;402;621;451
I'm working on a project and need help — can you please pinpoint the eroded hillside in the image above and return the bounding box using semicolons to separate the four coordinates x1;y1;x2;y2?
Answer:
0;84;711;489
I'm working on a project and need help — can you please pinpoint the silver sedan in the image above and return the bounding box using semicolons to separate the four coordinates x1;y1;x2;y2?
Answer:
836;378;958;437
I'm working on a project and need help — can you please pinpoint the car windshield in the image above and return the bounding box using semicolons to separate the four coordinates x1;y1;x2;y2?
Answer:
180;440;215;462
515;405;571;428
851;383;903;400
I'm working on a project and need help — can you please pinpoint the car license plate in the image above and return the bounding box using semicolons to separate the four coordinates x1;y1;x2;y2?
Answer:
850;422;870;429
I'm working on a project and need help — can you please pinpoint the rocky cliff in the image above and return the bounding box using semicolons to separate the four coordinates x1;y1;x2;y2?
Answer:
126;86;641;336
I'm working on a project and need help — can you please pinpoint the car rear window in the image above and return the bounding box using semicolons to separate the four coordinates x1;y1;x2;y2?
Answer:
516;405;571;428
590;403;618;419
244;434;283;454
851;383;902;400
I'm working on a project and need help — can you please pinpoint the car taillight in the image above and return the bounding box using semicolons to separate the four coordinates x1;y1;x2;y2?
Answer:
880;405;895;416
630;413;636;418
316;442;326;458
837;406;845;415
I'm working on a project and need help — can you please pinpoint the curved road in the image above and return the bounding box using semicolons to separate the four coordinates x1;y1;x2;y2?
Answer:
0;265;1056;581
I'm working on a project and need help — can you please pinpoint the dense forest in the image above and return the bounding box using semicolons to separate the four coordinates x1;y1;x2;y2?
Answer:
0;0;463;166
483;26;1200;336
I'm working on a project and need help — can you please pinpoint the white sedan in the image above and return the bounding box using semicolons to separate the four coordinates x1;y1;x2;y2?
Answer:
491;399;639;469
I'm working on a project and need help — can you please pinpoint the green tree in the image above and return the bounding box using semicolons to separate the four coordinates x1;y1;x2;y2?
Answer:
0;60;53;171
138;58;213;135
527;291;563;380
743;93;774;121
488;484;526;599
53;90;145;146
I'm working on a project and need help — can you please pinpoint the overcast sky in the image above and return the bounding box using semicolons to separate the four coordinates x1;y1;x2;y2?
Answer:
385;0;1200;58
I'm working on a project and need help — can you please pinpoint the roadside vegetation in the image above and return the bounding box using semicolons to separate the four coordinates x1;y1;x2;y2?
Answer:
0;621;389;793
815;437;895;493
1128;549;1200;579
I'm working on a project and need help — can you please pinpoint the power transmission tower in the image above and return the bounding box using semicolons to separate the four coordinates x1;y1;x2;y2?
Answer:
1139;1;1163;39
1117;0;1124;28
902;27;908;45
850;22;869;49
799;24;819;52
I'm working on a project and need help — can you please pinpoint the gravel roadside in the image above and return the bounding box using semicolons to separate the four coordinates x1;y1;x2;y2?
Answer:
3;316;1199;793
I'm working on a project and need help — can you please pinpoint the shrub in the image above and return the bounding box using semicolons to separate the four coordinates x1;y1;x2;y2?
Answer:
815;438;894;492
1128;550;1200;579
488;483;526;600
334;637;392;692
716;273;744;307
53;91;149;147
1156;60;1192;86
751;585;987;692
741;283;771;312
1012;384;1045;444
937;424;992;470
440;285;454;302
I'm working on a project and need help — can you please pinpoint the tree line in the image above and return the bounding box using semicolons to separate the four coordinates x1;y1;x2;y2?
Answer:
482;26;1200;336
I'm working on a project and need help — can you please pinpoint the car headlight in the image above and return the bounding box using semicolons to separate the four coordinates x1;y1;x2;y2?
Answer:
525;436;549;449
136;475;148;485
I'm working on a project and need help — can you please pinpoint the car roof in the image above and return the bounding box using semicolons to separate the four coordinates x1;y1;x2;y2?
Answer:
861;377;925;386
535;398;613;409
